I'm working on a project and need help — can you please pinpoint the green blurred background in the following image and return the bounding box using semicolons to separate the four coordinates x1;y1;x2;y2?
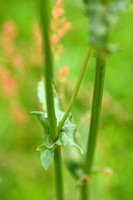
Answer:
0;0;133;200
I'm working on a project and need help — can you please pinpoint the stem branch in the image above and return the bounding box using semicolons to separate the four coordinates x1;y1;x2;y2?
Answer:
58;46;92;132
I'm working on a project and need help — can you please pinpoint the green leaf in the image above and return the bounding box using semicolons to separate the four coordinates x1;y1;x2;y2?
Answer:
37;135;54;152
107;44;120;53
36;144;47;151
43;135;54;149
109;0;128;12
56;110;72;126
37;81;47;113
41;150;54;170
66;159;83;180
60;117;83;154
55;133;63;146
35;80;83;156
37;81;61;115
62;132;83;154
37;134;63;152
31;111;49;135
62;119;77;134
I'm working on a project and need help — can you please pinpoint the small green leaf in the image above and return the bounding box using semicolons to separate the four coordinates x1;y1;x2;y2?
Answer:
62;121;77;135
37;81;47;113
37;81;61;115
107;44;120;53
37;135;54;151
41;150;54;170
62;133;83;154
66;159;83;180
60;116;83;154
36;144;47;151
37;134;63;152
55;134;63;146
31;111;49;135
43;135;54;149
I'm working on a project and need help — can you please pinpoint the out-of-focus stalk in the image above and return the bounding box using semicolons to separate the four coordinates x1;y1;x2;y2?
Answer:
81;54;106;200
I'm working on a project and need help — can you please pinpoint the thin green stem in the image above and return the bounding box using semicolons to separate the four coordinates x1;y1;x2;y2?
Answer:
58;46;92;133
81;54;106;200
39;1;64;200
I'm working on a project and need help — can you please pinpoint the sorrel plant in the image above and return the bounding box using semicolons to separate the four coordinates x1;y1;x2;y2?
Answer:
32;0;129;200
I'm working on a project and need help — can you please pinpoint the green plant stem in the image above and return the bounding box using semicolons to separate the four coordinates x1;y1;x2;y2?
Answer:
54;147;64;200
81;54;106;200
81;183;89;200
39;1;64;200
58;46;92;133
39;0;57;140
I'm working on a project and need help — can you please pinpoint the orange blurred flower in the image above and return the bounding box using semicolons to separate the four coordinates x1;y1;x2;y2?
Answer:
58;65;69;83
10;102;28;124
1;20;25;71
51;0;71;58
0;67;18;96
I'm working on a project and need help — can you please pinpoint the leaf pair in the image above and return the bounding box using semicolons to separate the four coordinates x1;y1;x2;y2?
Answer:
31;81;83;170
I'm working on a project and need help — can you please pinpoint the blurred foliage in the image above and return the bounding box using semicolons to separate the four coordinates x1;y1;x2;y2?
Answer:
0;0;133;200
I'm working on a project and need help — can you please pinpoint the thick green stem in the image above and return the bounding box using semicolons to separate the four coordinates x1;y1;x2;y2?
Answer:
58;46;92;133
54;147;64;200
86;55;106;174
81;183;89;200
39;0;57;140
39;1;64;200
82;54;106;200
